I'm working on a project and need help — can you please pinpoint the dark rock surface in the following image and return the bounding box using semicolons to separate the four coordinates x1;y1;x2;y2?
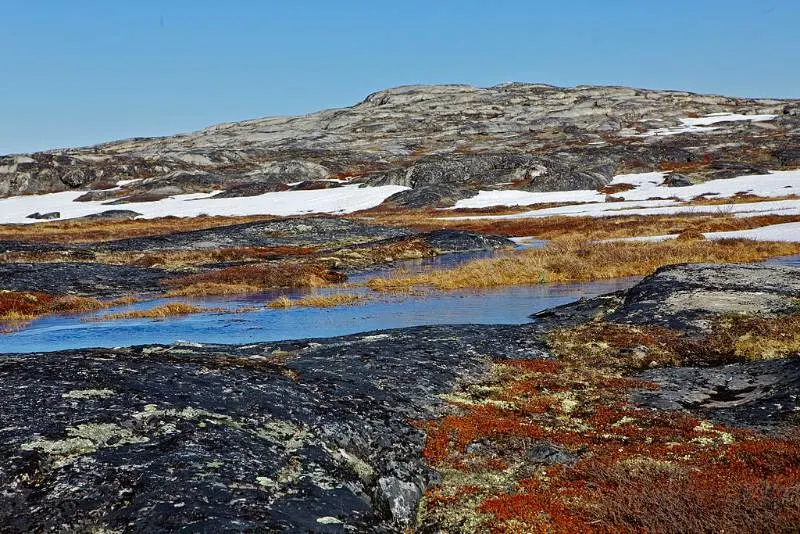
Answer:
0;324;544;532
25;211;60;220
380;184;474;209
97;217;413;253
633;358;800;431
79;209;143;221
607;263;800;331
0;263;170;298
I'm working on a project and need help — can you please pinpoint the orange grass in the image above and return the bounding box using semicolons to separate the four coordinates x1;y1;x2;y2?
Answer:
354;210;800;240
365;237;800;291
0;291;105;321
163;263;347;296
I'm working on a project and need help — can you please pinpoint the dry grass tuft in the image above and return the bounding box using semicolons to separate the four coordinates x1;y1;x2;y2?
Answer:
352;209;800;241
0;291;105;321
165;282;264;297
90;303;223;322
164;263;346;296
365;238;800;291
676;229;706;241
267;293;363;309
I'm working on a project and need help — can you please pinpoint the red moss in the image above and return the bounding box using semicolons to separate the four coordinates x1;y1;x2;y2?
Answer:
419;357;800;531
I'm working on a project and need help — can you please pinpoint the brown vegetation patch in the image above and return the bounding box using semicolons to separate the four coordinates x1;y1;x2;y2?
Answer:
353;208;800;241
365;238;800;291
548;314;800;374
598;183;636;195
267;293;363;309
659;154;713;173
0;214;276;244
89;303;226;322
688;193;800;206
164;263;346;296
0;291;129;323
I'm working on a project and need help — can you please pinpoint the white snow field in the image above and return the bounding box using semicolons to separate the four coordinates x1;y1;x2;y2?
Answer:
636;113;777;137
450;169;800;220
0;184;409;224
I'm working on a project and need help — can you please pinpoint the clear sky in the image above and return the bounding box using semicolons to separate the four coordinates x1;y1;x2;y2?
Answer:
1;0;798;155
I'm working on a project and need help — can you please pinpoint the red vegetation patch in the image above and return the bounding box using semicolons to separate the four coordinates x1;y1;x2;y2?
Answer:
419;356;800;532
0;291;104;321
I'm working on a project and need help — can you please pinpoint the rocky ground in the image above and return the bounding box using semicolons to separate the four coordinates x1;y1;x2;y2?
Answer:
2;84;798;209
1;263;798;532
0;216;511;300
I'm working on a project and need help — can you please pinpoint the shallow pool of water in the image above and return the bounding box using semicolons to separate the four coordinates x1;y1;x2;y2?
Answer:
4;250;796;355
0;277;639;354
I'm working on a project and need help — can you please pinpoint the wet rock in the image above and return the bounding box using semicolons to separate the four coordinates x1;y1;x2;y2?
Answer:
423;229;512;253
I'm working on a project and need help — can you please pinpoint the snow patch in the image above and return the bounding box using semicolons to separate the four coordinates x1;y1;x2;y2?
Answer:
637;113;776;137
0;185;409;224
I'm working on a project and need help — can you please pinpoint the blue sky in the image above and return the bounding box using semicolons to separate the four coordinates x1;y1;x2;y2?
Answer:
1;1;798;154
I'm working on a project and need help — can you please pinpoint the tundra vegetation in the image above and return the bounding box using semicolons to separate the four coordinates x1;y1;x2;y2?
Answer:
365;238;800;291
416;314;800;532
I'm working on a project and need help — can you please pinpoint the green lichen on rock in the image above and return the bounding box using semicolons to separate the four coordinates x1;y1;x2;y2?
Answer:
21;423;149;467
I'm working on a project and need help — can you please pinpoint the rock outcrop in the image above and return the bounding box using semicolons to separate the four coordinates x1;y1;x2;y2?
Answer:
2;84;797;207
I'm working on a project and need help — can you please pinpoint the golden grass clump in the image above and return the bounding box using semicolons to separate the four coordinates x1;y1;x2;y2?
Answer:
163;263;346;296
675;229;706;241
267;293;363;309
90;303;223;322
165;282;265;297
364;238;800;292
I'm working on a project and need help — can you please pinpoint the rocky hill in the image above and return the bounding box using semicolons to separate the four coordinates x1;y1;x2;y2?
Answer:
1;84;799;208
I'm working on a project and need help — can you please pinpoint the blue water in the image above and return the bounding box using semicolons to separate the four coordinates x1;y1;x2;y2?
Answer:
0;275;638;354
4;249;793;355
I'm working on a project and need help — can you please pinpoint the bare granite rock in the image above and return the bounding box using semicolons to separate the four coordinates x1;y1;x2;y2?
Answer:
2;84;797;207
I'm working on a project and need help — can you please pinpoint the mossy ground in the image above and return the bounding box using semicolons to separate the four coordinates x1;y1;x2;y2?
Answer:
416;316;800;532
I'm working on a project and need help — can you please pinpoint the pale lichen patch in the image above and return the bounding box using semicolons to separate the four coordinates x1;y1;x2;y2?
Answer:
62;389;115;400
